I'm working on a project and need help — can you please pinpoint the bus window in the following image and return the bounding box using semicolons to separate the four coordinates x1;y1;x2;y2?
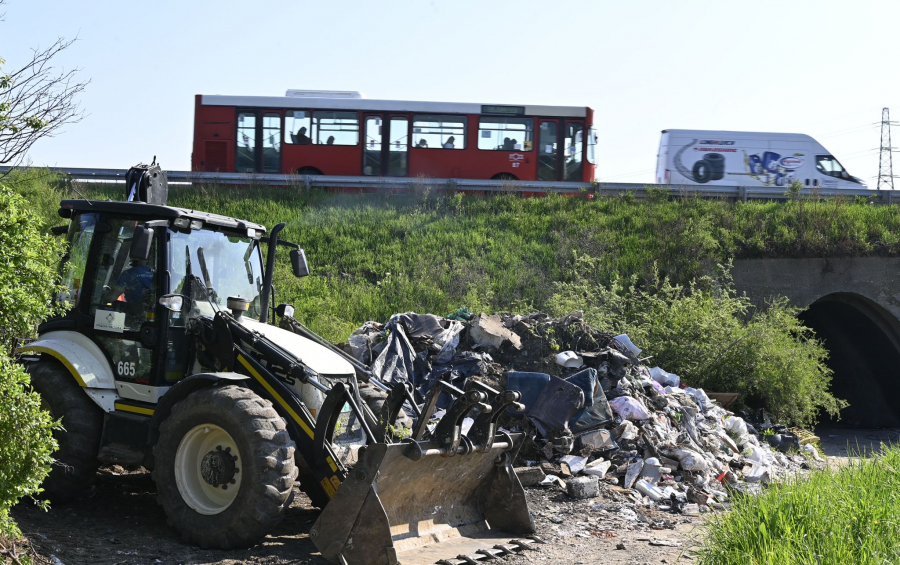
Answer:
313;111;359;145
236;112;257;172
564;122;584;181
587;126;597;165
285;111;312;145
412;115;465;149
262;113;281;173
478;117;533;151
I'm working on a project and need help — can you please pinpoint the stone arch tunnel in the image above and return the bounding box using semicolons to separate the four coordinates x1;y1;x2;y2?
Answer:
732;258;900;428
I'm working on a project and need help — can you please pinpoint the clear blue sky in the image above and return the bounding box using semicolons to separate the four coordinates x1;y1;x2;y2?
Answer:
3;0;898;184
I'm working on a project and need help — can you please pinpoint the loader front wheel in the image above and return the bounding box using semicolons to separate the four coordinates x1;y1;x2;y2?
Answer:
152;385;298;549
27;359;103;501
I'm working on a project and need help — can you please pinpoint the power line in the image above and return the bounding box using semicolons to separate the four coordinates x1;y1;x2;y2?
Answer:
877;108;896;191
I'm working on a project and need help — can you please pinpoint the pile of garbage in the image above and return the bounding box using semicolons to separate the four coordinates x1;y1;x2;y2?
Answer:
344;310;823;513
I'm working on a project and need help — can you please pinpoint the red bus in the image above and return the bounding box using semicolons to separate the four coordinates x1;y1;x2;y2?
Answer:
192;90;596;182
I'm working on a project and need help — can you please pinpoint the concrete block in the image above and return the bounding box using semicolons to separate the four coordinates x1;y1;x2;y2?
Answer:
566;475;600;499
515;466;546;487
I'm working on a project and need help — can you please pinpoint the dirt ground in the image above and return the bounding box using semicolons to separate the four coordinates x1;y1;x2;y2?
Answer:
12;466;707;565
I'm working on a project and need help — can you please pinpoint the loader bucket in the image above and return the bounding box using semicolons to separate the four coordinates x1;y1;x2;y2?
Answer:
310;436;536;565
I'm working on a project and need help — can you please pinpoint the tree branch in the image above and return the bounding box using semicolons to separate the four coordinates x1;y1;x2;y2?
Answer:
0;34;89;175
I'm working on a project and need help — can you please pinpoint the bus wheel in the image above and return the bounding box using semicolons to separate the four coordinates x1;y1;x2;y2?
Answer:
295;167;322;176
492;173;518;181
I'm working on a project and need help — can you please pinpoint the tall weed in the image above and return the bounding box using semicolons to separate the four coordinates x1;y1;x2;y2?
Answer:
699;444;900;564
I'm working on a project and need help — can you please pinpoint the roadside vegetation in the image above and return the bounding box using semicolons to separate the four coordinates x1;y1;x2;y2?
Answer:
12;171;900;426
699;443;900;564
0;182;63;546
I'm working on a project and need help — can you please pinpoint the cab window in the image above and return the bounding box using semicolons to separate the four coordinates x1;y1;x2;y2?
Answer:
89;218;158;334
58;212;99;309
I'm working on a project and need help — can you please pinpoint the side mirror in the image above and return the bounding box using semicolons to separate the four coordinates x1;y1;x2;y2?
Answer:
275;303;295;319
842;171;849;180
159;294;185;312
130;226;154;260
291;248;310;278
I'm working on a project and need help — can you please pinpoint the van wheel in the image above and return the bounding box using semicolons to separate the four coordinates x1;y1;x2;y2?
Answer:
27;359;103;501
152;385;298;549
692;160;712;184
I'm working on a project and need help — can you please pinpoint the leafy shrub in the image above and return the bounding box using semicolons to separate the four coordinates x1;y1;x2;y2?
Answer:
547;254;846;426
0;185;63;537
0;356;56;537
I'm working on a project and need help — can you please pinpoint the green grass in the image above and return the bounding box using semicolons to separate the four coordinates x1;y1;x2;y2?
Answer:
12;171;900;342
698;444;900;564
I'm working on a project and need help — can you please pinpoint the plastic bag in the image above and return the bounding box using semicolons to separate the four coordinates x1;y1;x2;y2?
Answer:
433;320;464;364
684;387;714;412
609;396;651;421
613;334;642;356
650;366;681;387
672;448;708;471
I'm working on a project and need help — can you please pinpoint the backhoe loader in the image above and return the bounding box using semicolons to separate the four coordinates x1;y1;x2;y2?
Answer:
18;163;540;564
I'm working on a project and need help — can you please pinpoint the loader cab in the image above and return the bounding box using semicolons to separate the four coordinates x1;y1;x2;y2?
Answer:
50;200;268;400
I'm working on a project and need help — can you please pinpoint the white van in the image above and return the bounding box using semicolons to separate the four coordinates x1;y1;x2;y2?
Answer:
656;129;865;189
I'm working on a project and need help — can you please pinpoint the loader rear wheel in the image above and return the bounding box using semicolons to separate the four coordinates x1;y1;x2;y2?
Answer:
152;385;298;549
27;359;103;501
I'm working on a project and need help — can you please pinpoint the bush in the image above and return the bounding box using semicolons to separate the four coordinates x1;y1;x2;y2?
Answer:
698;443;900;564
0;356;57;537
0;185;63;538
547;254;846;426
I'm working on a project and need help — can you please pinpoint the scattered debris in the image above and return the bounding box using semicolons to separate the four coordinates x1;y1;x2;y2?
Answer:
344;309;823;541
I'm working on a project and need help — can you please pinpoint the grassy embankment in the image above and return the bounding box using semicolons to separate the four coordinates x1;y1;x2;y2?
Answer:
21;178;896;342
10;171;900;424
698;443;900;564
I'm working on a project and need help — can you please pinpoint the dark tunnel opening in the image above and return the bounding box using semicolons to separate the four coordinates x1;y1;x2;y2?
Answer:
798;293;900;428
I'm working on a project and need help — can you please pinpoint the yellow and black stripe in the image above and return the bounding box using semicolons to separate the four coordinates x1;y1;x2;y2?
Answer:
114;400;155;416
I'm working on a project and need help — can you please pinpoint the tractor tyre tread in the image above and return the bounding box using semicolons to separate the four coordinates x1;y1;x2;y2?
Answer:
152;385;298;549
26;359;103;501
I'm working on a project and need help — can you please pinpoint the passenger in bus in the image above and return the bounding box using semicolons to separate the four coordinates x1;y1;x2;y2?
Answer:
416;139;428;148
296;127;312;145
326;136;335;145
443;136;455;149
503;137;514;150
510;138;519;151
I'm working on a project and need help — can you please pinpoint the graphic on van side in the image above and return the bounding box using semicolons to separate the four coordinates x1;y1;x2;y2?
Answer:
672;139;804;186
743;151;805;187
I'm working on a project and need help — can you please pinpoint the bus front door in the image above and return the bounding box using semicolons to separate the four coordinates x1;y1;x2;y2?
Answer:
538;119;585;181
363;114;409;177
538;120;560;181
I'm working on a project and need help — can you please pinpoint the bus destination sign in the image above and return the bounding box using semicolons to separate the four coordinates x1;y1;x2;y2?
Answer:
482;105;525;116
